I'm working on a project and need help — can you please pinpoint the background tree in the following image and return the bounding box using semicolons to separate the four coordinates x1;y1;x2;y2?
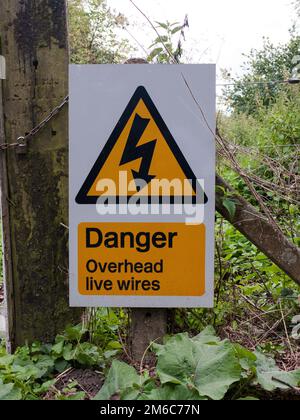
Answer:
68;0;133;64
223;33;300;115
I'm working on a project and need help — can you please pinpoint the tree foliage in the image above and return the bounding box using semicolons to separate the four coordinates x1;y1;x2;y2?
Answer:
68;0;133;64
223;33;300;115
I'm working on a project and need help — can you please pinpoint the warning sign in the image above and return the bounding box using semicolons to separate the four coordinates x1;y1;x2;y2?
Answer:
78;223;205;296
69;64;216;308
76;86;206;204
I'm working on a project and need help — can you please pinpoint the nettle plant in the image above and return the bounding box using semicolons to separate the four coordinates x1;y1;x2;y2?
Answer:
95;327;300;401
147;17;189;64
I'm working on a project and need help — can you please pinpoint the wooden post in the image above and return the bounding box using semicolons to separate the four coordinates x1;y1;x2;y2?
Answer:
124;59;168;362
130;309;168;361
0;58;14;350
0;0;80;351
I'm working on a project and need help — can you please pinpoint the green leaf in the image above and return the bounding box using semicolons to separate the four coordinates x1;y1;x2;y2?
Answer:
11;363;47;381
140;384;207;400
154;333;196;385
52;340;65;355
222;198;236;220
94;360;140;400
33;379;56;395
155;21;169;30
149;35;169;48
147;47;164;62
62;343;76;361
255;352;300;391
154;332;242;400
54;359;69;373
64;324;86;341
107;340;123;350
193;326;220;344
0;381;22;401
0;354;14;367
233;343;257;371
194;341;242;400
171;26;183;35
104;350;119;359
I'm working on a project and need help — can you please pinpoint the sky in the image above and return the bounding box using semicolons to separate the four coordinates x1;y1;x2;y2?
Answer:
108;0;297;82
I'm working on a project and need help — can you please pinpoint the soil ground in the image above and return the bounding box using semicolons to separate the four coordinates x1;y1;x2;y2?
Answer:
45;368;104;400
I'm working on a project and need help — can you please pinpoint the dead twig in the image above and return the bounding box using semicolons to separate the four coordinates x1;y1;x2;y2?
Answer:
279;300;296;359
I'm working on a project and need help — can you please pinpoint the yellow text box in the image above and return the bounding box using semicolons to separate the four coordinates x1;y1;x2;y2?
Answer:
78;223;205;296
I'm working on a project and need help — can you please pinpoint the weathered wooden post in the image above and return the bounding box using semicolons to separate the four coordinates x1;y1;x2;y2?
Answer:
124;59;168;362
0;0;80;351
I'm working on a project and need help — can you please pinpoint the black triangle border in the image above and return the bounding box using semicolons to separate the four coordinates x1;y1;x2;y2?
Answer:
75;86;208;205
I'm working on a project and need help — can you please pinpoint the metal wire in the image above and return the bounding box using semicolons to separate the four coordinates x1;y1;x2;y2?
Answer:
217;79;300;87
0;95;69;151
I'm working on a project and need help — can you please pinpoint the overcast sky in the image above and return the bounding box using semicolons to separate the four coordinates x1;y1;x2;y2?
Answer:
108;0;297;81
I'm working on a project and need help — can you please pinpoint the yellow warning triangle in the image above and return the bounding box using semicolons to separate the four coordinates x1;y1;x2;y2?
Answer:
76;86;207;204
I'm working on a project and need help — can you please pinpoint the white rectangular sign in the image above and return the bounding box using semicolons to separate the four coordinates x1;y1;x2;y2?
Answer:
69;64;215;307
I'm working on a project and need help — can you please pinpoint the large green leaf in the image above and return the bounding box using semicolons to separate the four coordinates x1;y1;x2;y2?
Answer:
94;360;140;400
154;332;242;400
193;326;220;344
0;381;22;400
255;352;300;391
140;384;207;400
194;341;242;400
233;343;257;372
154;333;197;385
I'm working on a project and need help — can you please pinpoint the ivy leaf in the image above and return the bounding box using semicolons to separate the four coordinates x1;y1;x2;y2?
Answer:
94;360;140;400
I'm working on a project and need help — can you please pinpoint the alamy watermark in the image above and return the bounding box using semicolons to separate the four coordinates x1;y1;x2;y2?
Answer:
94;171;206;225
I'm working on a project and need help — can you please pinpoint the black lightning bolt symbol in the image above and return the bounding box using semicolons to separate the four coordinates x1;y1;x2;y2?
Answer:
120;113;157;186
